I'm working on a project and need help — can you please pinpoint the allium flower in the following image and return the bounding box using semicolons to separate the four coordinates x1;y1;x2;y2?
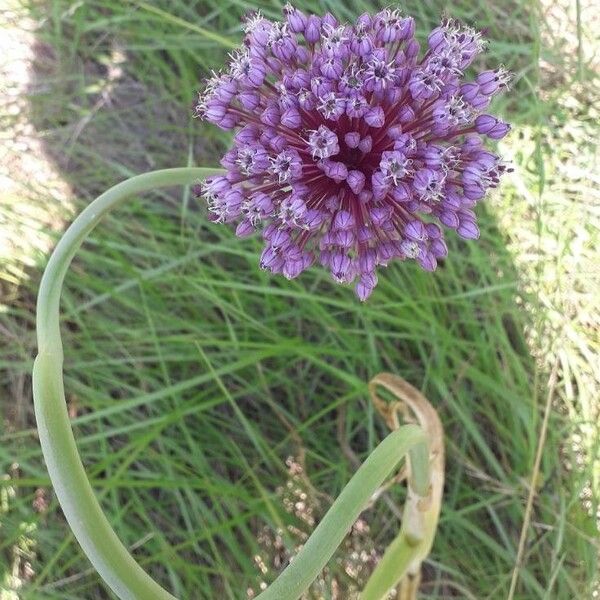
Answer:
194;7;511;300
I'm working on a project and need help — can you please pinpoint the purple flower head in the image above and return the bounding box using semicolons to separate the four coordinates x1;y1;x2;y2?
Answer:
195;9;511;301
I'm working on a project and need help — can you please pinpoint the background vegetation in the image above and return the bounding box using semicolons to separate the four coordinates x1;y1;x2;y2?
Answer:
1;0;598;598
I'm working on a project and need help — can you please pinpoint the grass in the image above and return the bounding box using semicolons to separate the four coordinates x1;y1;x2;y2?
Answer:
1;0;598;598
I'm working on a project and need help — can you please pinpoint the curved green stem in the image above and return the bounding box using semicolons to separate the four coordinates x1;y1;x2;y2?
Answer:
256;426;428;600
33;168;432;600
34;168;221;600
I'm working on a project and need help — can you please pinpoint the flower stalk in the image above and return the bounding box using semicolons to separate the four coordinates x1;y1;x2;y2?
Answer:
33;168;441;600
361;373;445;599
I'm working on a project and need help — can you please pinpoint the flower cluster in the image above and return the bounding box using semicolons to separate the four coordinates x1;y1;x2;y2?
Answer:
194;7;511;300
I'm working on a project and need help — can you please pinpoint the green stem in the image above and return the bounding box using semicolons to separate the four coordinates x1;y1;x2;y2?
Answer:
33;168;432;600
256;426;428;600
34;168;220;600
360;495;440;600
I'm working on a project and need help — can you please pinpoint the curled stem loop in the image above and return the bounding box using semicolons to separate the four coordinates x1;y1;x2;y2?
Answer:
32;168;441;600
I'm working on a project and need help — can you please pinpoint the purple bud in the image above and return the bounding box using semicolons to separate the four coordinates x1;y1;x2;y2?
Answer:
290;69;311;89
320;57;343;79
364;106;385;128
371;170;389;200
358;135;373;153
304;209;327;231
404;220;427;241
218;113;240;130
460;82;480;102
319;230;336;249
283;3;307;33
387;125;403;140
202;175;230;195
260;246;284;271
344;131;361;148
392;182;411;202
428;27;445;52
261;103;281;127
236;219;255;237
347;170;366;194
472;94;491;111
281;107;301;129
204;101;227;122
358;224;374;243
356;272;377;301
283;258;305;279
430;238;448;258
247;61;267;87
270;228;291;251
418;251;437;271
426;223;445;240
234;126;259;145
370;206;393;227
322;13;338;29
270;134;288;154
463;184;485;202
304;15;321;44
378;241;400;262
475;115;511;139
393;133;416;153
277;88;297;110
330;252;353;283
457;219;480;239
269;26;297;61
333;210;355;231
238;90;261;110
220;149;237;170
321;160;348;183
295;46;310;63
324;194;340;212
398;105;415;124
405;39;420;60
356;13;372;28
224;188;243;213
336;229;355;248
439;210;459;228
266;57;280;71
358;248;377;273
351;30;373;56
402;17;415;39
476;70;499;94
